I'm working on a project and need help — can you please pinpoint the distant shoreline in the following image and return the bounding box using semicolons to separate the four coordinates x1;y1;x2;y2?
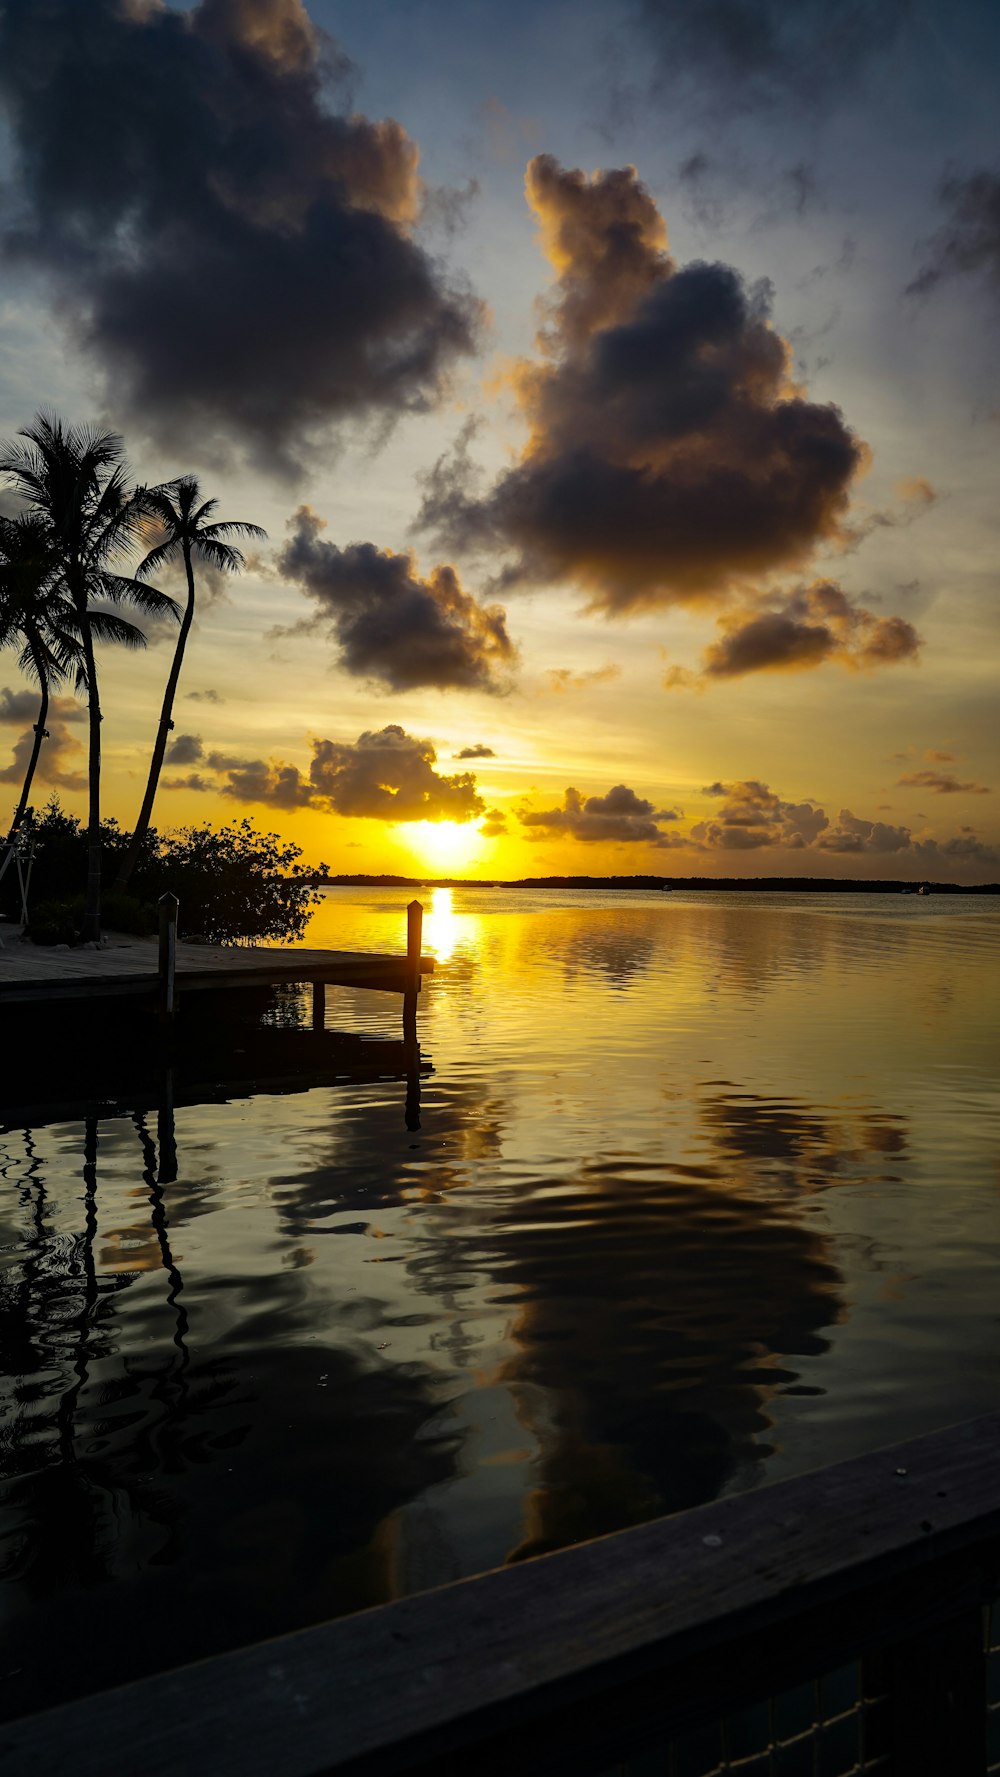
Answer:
308;874;999;894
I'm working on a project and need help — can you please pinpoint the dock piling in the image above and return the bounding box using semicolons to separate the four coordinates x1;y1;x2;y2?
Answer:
158;893;178;1029
403;899;422;1045
312;979;325;1033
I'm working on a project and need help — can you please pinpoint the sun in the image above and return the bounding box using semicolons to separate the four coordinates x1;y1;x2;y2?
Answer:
401;820;486;874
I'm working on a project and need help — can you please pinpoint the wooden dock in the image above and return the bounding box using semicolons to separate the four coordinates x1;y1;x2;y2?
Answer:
0;898;433;1011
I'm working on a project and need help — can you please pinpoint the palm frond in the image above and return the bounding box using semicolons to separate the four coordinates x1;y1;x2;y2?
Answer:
98;573;181;620
87;609;150;650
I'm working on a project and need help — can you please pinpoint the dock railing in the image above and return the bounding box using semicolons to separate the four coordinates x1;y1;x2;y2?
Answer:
2;1416;998;1777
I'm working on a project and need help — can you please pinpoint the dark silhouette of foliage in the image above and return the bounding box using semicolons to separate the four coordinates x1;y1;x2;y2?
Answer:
8;799;323;946
0;415;179;938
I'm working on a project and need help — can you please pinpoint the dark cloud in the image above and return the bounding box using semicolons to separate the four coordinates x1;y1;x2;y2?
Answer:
897;769;990;795
165;732;205;766
0;687;83;725
925;749;955;763
456;743;494;759
914;834;1000;866
909;168;1000;300
419;157;865;615
188;688;224;704
162;771;216;793
179;723;486;822
692;779;828;850
817;810;912;854
698;582;921;680
479;807;507;837
521;783;681;847
276;506;515;692
0;0;481;471
637;0;908;115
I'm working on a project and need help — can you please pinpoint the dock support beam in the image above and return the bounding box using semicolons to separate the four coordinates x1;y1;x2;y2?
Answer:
158;893;178;1032
403;899;422;1046
312;979;325;1033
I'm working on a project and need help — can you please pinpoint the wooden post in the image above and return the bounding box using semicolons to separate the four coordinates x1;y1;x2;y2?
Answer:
158;893;178;1029
312;979;325;1033
403;898;421;1045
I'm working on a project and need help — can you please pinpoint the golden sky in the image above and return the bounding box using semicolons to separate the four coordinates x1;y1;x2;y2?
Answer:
1;0;997;881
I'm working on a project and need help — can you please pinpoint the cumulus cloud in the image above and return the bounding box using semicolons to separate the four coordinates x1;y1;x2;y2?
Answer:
188;688;224;704
692;779;828;850
0;0;481;470
697;581;921;680
0;717;85;791
479;807;508;837
419;157;865;614
637;0;908;116
165;732;205;765
276;507;515;692
521;783;681;847
897;769;990;795
818;810;915;854
909;168;1000;300
0;688;84;725
456;743;495;758
173;723;486;822
914;833;1000;866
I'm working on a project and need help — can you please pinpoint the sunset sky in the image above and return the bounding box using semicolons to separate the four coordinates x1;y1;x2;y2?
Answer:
1;0;997;881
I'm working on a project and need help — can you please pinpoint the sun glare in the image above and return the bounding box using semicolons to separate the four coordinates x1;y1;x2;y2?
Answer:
403;820;485;874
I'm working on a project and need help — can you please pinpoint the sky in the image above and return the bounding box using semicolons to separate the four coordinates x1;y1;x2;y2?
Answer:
0;0;998;882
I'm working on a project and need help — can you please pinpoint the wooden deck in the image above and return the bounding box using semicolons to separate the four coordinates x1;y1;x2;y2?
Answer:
0;929;434;1005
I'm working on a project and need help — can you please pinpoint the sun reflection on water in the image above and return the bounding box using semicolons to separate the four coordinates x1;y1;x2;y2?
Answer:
422;886;463;963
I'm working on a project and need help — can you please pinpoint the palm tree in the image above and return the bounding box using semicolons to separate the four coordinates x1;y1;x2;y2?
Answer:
0;416;179;940
114;477;265;893
0;512;69;841
1;513;163;845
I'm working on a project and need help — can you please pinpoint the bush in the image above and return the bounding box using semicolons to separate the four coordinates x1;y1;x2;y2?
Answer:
27;896;85;946
11;801;323;946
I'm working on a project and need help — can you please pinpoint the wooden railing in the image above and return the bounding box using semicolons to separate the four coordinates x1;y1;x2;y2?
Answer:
1;1417;998;1776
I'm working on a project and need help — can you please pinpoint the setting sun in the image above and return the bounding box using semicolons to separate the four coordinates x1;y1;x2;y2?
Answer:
400;820;487;874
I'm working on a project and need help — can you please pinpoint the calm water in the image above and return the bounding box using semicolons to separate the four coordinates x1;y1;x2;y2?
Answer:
1;887;998;1717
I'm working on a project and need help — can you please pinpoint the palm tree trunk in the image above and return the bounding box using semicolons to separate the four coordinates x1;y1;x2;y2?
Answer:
6;631;49;843
115;543;196;893
80;610;102;944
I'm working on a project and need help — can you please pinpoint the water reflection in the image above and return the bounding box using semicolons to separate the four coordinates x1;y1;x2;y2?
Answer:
1;888;998;1718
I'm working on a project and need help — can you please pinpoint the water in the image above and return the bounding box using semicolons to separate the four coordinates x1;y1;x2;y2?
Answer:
1;886;998;1718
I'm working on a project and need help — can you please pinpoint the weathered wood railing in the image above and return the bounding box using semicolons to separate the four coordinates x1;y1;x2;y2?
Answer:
1;1417;998;1776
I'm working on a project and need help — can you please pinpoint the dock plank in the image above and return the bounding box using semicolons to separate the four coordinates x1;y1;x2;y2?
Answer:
0;934;434;1004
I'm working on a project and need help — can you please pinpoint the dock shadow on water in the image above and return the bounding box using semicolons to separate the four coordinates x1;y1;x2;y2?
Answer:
1;887;999;1720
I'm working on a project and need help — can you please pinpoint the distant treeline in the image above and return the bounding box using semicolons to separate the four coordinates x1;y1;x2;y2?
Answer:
313;874;999;894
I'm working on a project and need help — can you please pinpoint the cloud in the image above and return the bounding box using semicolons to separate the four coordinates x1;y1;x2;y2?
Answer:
188;688;224;704
817;810;912;853
0;718;85;791
521;783;681;847
456;743;495;759
419;157;865;614
0;688;84;725
178;723;486;822
636;0;908;116
165;732;204;765
276;506;515;692
925;749;955;763
914;834;1000;866
691;779;828;850
909;168;1000;300
697;582;921;680
545;664;622;692
162;771;216;792
897;769;990;795
0;0;481;471
479;806;508;837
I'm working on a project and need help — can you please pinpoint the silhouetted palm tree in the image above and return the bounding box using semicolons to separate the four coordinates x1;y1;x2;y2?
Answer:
0;416;178;939
0;513;151;845
115;477;265;892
